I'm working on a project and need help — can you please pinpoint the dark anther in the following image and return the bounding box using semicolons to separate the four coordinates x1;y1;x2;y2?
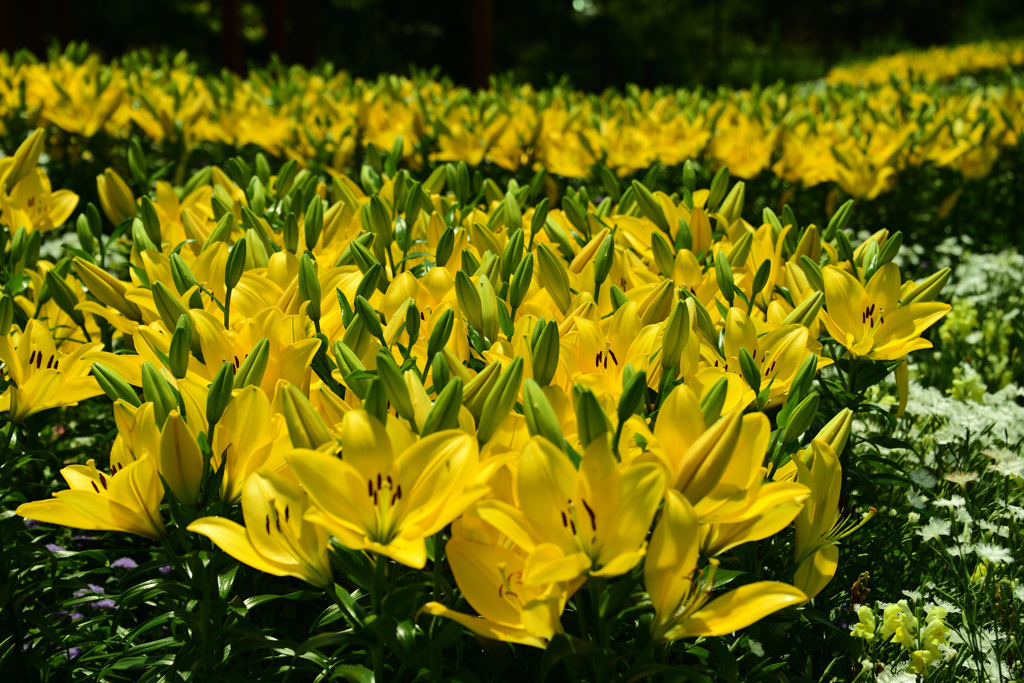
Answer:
98;472;108;489
608;349;618;365
265;516;271;534
91;481;100;493
284;505;290;522
581;498;597;531
561;511;568;528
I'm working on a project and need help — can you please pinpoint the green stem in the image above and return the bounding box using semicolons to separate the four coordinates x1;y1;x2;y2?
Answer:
371;555;386;680
589;578;608;683
430;533;444;679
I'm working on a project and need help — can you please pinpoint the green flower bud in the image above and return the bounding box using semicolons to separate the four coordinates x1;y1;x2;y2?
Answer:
700;376;729;426
421;376;463;436
168;316;192;380
788;354;818;406
275;159;298;199
508;253;534;312
738;347;760;394
901;267;951;306
877;231;903;266
139;196;162;247
404;301;421;346
298;253;322;323
255;152;271;187
354;294;385;346
426;308;455;362
630;179;670;234
661;301;690;371
281;383;333;450
233;337;270;389
594;233;614;286
824;199;854;241
376;349;416;426
682;160;696;194
131;217;159;253
504;191;522;235
719;181;746;225
225;237;247;290
751;259;772;297
617;368;647;426
44;269;86;329
536;243;571;313
202;212;236;251
530;320;560;387
522;379;574;464
707;167;730;211
675;216;693;252
206;361;235;426
142;361;179;427
333;340;370;399
91;362;141;407
455;270;485;335
715;251;735;306
127;137;149;187
477;357;524;444
799;255;825;292
431;351;450;393
169;253;204;309
435;227;455;268
574;385;609;448
462;361;501;420
528;197;549;250
609;284;629;312
727;230;753;267
781;392;819;445
782;291;824;328
501;229;525;283
76;214;95;254
304;196;324;251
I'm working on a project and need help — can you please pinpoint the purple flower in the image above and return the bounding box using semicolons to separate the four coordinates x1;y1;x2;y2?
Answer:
45;543;65;553
65;647;81;660
158;565;172;574
24;519;45;528
110;557;138;570
91;599;116;610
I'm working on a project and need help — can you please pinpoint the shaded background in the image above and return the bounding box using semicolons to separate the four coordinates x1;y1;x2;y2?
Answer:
1;0;1023;89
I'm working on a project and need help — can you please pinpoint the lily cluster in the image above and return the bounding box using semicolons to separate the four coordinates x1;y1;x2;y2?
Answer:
1;40;1023;204
0;124;950;655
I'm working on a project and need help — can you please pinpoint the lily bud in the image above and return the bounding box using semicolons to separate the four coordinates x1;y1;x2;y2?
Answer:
751;259;772;298
435;227;455;268
76;214;95;254
333;340;370;399
168;316;192;380
824;199;854;241
727;230;753;267
455;270;484;334
44;270;85;329
639;279;674;326
233;337;270;389
617;368;647;426
75;257;142;321
715;251;735;306
799;255;825;292
283;212;299;253
431;352;450;393
280;384;332;450
160;411;204;506
298;253;322;323
707;167;730;211
421;376;463;436
520;379;562;446
477;357;524;444
813;407;853;458
738;347;761;394
593;233;614;286
224;237;247;290
630;180;670;234
426;308;455;361
206;361;235;426
901;267;951;306
530;320;560;387
718;181;746;225
501;229;525;283
508;253;534;311
304;196;324;251
782;291;825;328
536;243;571;313
97;168;137;226
700;377;729;426
142;362;179;427
169;254;204;309
139;196;162;246
4;128;45;192
376;349;417;425
574;385;609;449
651;231;675;278
661;301;690;372
462;361;501;420
91;362;141;407
131;218;159;254
781;392;820;445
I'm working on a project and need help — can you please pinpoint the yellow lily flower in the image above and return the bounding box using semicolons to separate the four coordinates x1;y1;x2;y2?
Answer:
475;436;665;585
0;320;104;422
211;385;289;502
286;411;484;568
420;518;582;649
821;264;950;361
189;469;332;588
645;490;806;641
792;440;875;599
17;456;165;539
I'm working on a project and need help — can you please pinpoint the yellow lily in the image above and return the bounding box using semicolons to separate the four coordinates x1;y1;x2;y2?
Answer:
645;490;806;641
17;456;165;539
792;440;875;599
821;264;950;361
475;436;665;585
420;518;581;649
211;385;289;502
189;469;332;588
286;411;483;568
0;320;104;422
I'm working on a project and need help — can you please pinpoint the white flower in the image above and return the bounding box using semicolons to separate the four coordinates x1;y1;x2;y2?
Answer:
954;507;974;526
907;511;921;524
978;520;1009;537
973;542;1014;565
1014;585;1024;604
907;488;928;510
909;469;938;489
902;589;923;602
747;639;764;656
932;495;965;509
918;518;952;542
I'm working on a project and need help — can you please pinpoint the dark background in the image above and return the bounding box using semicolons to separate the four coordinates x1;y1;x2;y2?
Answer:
1;0;1022;90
